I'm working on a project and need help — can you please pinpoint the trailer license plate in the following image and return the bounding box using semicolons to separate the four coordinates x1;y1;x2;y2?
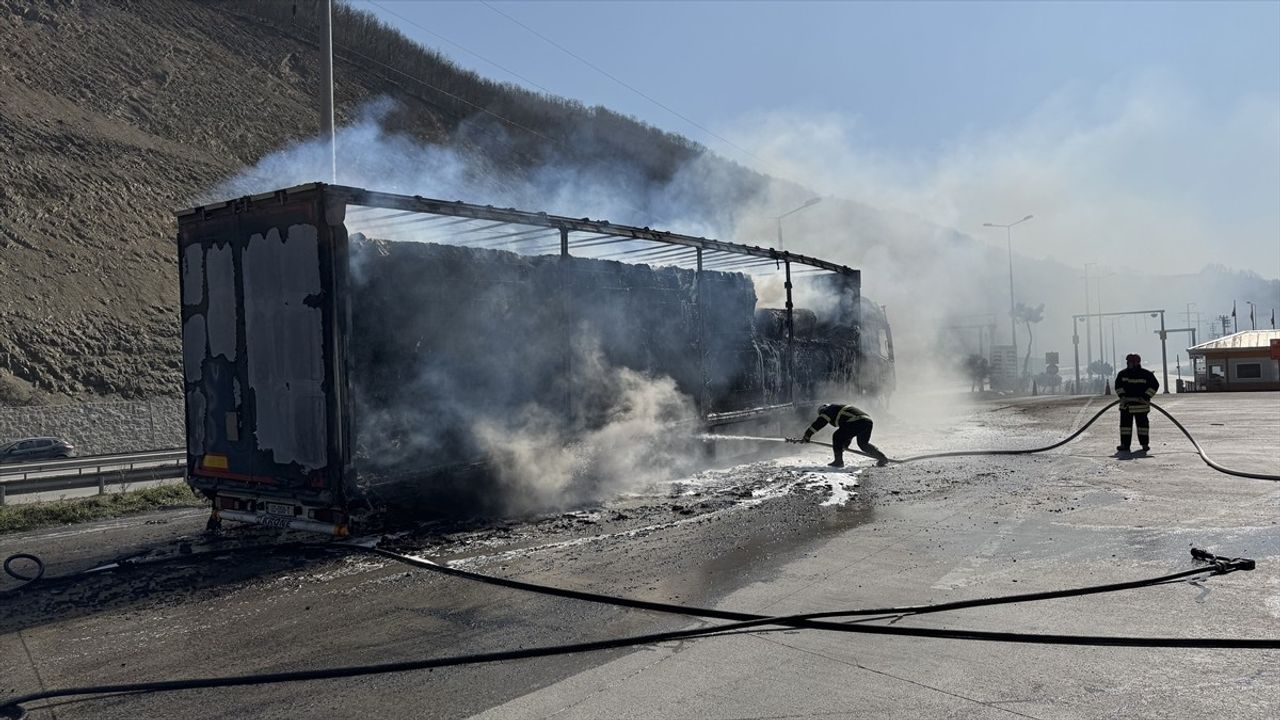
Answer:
266;502;293;517
260;514;291;529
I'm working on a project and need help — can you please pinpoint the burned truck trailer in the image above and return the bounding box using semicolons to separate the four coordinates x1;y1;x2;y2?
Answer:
177;183;894;534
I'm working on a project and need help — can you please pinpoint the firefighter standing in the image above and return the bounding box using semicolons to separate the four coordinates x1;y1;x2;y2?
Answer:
1115;353;1159;453
792;403;890;467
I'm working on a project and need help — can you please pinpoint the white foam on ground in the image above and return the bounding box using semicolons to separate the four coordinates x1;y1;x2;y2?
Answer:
623;446;871;509
434;456;868;565
751;466;861;507
810;471;861;506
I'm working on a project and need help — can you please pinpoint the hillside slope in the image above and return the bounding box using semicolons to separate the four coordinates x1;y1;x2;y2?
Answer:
3;1;1272;405
0;0;766;402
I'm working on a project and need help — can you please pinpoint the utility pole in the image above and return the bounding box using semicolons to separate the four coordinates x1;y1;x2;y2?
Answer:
1072;317;1082;388
1157;310;1169;393
983;215;1033;387
775;197;821;252
1110;322;1116;372
1083;263;1096;381
1095;276;1107;373
1218;314;1231;337
321;0;337;182
1182;303;1198;336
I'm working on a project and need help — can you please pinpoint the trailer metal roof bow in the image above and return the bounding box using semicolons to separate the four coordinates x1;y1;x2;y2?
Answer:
176;183;864;535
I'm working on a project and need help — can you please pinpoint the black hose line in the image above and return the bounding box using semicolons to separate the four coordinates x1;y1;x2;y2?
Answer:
1;547;1271;717
1148;403;1279;481
0;541;351;594
358;546;1253;631
4;606;1276;716
798;399;1119;461
805;399;1278;480
2;554;43;585
3;400;1275;713
890;399;1121;462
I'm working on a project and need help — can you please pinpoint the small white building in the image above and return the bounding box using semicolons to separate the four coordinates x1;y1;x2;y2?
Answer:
989;344;1018;390
1188;330;1280;392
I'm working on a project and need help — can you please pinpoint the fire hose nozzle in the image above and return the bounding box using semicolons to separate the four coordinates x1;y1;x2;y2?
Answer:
1191;547;1256;572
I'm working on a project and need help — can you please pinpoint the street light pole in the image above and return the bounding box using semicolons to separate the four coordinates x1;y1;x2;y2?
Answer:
983;215;1033;386
774;197;822;251
1072;317;1082;389
1093;274;1112;375
321;0;336;182
1156;311;1169;393
1083;262;1096;382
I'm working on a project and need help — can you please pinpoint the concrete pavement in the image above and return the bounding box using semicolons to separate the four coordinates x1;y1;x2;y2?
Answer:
472;393;1280;719
2;392;1277;719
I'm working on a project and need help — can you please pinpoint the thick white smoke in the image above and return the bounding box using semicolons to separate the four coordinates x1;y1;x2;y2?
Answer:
211;80;1276;512
212;99;758;513
210;99;745;240
720;73;1279;393
472;335;699;514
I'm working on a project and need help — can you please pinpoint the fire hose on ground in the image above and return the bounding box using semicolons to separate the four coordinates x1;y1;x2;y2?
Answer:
2;398;1278;717
0;546;1272;719
783;399;1280;482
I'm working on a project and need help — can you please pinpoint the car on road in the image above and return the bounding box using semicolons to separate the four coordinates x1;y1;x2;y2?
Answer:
0;437;77;464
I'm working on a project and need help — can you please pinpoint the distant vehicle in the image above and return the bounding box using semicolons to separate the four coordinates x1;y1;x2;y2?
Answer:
0;437;77;464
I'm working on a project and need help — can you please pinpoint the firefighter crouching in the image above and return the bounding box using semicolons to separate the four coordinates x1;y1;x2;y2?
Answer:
791;403;890;468
1115;353;1159;453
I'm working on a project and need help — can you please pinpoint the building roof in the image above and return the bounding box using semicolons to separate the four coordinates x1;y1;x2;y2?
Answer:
1188;329;1280;353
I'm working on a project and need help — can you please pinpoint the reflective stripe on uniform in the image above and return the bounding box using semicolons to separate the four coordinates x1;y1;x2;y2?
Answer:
808;405;868;437
835;406;868;423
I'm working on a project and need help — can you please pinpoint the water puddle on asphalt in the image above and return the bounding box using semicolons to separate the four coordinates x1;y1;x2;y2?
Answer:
662;454;867;509
416;452;874;567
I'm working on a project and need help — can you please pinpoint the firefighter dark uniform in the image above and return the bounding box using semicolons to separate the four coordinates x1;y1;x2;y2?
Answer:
1115;354;1159;452
798;403;889;467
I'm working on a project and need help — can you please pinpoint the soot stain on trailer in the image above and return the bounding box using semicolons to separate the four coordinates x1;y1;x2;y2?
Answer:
344;236;759;514
241;225;327;471
176;185;891;531
183;225;331;472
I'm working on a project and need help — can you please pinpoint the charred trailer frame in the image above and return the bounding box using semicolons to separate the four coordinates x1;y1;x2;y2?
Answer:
177;183;883;535
178;188;355;534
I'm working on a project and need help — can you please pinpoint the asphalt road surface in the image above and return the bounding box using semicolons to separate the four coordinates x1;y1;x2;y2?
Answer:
2;392;1277;719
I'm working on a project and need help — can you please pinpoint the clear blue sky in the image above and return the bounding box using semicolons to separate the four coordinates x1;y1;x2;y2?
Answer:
354;0;1280;276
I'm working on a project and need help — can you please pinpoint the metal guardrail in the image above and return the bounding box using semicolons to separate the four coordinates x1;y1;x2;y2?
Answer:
0;449;186;505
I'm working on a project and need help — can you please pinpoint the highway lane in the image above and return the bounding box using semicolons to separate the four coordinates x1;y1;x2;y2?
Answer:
2;393;1277;719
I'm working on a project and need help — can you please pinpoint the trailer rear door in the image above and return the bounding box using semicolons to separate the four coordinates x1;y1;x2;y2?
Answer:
177;187;350;518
